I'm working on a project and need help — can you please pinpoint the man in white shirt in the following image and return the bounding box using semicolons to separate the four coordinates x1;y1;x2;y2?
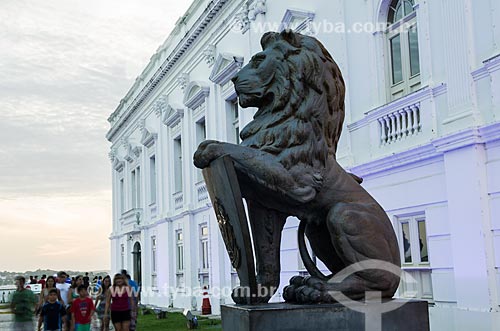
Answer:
55;271;71;331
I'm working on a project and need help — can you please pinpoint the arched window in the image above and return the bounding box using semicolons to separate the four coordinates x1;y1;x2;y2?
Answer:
387;0;420;100
388;0;415;24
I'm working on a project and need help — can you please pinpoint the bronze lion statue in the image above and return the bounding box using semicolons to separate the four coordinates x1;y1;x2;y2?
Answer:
194;30;401;304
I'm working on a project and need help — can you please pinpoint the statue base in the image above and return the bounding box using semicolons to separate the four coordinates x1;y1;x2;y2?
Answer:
221;299;429;331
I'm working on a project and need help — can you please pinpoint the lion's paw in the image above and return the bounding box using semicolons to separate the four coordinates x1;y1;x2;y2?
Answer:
193;140;223;169
283;275;335;304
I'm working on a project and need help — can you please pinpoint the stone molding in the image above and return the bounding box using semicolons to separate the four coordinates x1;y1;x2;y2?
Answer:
209;53;244;85
140;122;158;148
163;104;185;128
177;73;190;90
280;8;315;35
203;44;216;67
350;121;500;177
183;81;210;109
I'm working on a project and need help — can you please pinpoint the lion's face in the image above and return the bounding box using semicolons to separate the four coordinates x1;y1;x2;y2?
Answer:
232;48;283;108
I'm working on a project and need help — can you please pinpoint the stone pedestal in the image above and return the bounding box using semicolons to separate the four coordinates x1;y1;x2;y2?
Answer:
221;299;429;331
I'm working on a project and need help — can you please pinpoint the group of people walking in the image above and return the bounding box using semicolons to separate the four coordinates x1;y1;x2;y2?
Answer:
9;270;140;331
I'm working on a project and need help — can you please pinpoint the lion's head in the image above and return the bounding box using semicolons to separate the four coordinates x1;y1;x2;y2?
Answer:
232;30;345;169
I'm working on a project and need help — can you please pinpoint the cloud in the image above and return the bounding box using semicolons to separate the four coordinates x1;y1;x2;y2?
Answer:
0;0;192;271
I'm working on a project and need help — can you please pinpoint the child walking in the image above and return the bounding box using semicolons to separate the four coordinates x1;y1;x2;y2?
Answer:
70;285;95;331
38;289;66;331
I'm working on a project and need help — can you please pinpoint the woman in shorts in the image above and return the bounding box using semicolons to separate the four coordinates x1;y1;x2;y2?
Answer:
104;273;134;331
95;275;111;331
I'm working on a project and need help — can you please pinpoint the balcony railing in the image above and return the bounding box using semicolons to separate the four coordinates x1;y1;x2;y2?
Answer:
346;84;446;163
195;181;209;203
378;103;421;145
173;191;184;210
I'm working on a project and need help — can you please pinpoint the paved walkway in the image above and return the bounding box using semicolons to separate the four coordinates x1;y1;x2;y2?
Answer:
0;309;107;331
0;308;16;330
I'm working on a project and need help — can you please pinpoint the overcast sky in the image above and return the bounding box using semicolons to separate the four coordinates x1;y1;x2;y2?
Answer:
0;0;192;272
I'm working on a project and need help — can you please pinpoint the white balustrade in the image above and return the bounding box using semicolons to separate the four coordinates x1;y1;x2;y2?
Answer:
378;103;421;145
173;191;184;210
195;181;209;203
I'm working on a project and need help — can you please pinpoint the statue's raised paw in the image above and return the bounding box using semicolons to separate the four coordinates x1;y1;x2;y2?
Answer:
193;140;224;169
196;139;220;152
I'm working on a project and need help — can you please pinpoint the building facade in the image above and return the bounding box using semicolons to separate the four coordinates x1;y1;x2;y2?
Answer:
106;0;500;329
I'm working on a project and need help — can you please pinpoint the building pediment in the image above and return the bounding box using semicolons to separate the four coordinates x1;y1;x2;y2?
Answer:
139;120;158;148
140;129;158;148
183;81;210;109
209;53;244;85
280;9;315;35
162;103;185;128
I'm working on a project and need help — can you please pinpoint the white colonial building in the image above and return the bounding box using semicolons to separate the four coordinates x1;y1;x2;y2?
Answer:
106;0;500;329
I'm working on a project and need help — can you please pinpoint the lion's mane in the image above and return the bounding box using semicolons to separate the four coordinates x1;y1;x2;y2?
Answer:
240;31;345;170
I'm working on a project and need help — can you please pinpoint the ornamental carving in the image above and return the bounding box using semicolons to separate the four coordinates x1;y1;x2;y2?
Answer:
213;198;241;269
248;0;266;21
233;0;266;34
177;73;190;90
203;45;216;67
108;149;116;162
154;95;168;117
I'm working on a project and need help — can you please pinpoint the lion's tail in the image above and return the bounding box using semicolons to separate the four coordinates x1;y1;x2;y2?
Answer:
298;220;331;281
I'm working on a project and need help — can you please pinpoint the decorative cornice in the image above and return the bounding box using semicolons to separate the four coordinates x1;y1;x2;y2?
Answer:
183;81;210;109
483;53;500;73
163;104;185;128
349;143;440;178
431;128;481;153
209;53;244;85
479;121;500;144
472;53;500;81
203;44;216;67
106;0;229;142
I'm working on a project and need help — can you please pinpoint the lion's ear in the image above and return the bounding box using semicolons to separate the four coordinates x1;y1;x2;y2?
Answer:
261;32;278;49
280;29;300;47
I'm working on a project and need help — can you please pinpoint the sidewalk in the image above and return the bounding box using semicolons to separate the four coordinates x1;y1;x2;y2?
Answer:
0;309;109;331
0;308;15;330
